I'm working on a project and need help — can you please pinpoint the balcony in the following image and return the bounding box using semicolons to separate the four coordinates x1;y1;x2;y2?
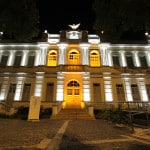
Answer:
0;65;149;74
0;65;120;74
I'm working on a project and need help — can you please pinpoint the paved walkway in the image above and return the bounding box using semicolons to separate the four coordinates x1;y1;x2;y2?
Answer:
0;119;150;150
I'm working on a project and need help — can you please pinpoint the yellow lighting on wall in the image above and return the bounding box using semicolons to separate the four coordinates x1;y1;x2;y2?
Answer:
90;50;100;67
47;50;57;66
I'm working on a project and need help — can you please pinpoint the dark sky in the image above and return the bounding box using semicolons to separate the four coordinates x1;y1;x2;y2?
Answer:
37;0;95;34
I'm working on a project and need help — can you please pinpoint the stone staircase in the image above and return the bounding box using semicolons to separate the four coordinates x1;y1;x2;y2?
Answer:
51;108;95;120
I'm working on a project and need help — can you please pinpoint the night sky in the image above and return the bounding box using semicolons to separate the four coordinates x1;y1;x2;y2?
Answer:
37;0;95;34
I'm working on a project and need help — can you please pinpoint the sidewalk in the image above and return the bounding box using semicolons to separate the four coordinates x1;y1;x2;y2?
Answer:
0;119;149;150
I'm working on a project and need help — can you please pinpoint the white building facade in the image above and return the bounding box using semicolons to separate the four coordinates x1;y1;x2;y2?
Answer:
0;29;150;110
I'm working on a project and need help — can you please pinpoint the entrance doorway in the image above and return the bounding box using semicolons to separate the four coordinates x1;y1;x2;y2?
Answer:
65;80;81;108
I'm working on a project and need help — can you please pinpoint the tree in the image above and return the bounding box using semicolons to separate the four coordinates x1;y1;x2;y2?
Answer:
0;0;39;42
93;0;150;42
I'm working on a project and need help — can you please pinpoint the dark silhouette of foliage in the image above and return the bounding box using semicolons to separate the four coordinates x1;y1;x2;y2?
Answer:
0;0;39;42
93;0;150;42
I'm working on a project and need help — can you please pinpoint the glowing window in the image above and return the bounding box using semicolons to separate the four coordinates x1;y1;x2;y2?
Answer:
67;80;79;87
47;50;57;66
67;80;80;95
68;49;80;65
90;50;100;67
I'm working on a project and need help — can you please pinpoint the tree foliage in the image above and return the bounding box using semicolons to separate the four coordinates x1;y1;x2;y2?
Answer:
93;0;150;42
0;0;39;42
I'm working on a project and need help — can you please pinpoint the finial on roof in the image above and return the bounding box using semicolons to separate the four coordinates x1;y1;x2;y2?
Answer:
68;23;80;30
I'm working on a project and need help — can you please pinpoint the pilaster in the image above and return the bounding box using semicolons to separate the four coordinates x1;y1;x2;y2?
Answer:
38;43;49;65
21;50;29;66
119;51;127;67
82;72;90;102
103;72;113;102
58;43;67;65
132;51;140;67
0;77;9;100
34;72;44;97
7;51;16;66
123;78;133;101
14;77;25;101
56;72;64;101
137;77;149;102
80;44;89;65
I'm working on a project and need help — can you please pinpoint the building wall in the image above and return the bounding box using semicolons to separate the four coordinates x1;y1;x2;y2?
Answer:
0;31;150;110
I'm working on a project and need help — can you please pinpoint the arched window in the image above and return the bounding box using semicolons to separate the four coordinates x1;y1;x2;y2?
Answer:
68;49;80;65
47;50;57;66
67;80;80;95
90;50;100;67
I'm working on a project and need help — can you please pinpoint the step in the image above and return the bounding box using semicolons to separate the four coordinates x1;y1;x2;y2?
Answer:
51;108;95;120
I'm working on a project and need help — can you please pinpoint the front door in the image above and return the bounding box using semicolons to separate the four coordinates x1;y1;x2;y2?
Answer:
66;80;81;108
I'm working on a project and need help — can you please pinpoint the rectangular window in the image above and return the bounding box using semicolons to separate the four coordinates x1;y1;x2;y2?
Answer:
67;89;72;95
116;84;125;101
74;89;79;95
140;56;148;68
112;56;120;68
45;83;54;101
22;83;31;101
6;83;16;106
126;56;134;69
14;56;21;67
0;56;8;67
93;83;101;102
27;56;35;67
131;84;140;101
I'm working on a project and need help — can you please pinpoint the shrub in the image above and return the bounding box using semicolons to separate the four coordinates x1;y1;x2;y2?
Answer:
94;107;128;124
0;113;10;119
40;107;52;119
12;106;29;120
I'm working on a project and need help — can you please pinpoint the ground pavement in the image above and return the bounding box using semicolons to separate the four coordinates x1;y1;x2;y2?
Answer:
0;119;149;150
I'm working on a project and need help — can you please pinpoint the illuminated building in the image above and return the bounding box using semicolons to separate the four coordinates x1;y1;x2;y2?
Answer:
0;28;150;111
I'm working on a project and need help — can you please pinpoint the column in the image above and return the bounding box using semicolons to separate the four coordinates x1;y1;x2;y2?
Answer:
123;78;133;101
107;51;113;66
34;72;44;97
14;77;24;101
119;51;127;67
38;43;49;65
137;78;149;102
0;77;9;100
132;51;140;67
82;72;90;101
103;73;113;102
145;51;150;67
0;50;2;62
7;51;16;66
58;43;67;65
34;51;40;66
21;50;29;66
100;44;109;66
56;72;64;101
80;44;89;65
